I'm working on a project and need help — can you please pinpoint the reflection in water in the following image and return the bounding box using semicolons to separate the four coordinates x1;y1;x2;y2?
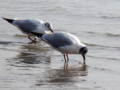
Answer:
0;41;24;46
8;42;52;67
3;39;88;88
0;41;13;45
35;64;88;86
64;63;87;72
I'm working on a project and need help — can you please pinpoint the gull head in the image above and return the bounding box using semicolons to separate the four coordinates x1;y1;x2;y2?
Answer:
79;47;88;63
44;21;54;33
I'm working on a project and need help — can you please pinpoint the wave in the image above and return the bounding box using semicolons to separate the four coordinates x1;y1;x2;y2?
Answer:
0;41;26;46
86;31;120;37
101;16;120;19
84;43;120;49
0;41;13;45
87;55;120;61
105;33;120;37
14;34;27;37
86;31;97;34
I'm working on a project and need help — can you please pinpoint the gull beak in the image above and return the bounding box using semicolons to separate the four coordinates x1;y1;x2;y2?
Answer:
49;29;54;33
82;54;86;64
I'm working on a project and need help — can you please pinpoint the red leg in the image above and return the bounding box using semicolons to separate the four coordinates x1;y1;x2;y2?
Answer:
34;37;36;41
28;36;35;42
63;54;66;63
66;54;69;63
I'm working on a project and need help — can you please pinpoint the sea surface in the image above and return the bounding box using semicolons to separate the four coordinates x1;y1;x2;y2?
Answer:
0;0;120;90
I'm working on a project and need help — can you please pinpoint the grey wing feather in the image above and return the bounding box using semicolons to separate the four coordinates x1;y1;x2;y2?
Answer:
43;32;74;48
14;19;40;33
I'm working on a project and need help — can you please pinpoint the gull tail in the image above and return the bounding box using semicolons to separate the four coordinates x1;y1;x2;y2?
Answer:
2;17;14;24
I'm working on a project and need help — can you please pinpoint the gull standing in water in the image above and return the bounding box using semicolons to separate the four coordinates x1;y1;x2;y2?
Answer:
2;17;54;42
32;32;88;64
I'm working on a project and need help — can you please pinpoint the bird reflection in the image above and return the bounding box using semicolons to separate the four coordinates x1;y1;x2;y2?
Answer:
63;63;87;72
10;42;52;66
35;64;88;86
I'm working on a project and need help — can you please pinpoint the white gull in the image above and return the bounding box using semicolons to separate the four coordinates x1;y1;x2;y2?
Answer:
2;17;54;42
32;32;88;64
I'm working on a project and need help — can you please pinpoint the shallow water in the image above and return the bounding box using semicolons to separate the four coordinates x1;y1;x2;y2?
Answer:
0;0;120;90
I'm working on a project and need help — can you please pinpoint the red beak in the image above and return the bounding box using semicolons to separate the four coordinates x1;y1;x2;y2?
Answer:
50;29;54;33
82;55;86;64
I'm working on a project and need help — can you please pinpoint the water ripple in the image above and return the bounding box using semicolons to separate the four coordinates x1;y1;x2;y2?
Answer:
84;43;120;49
88;55;120;61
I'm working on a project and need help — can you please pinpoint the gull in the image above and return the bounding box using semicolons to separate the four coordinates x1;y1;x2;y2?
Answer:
2;17;54;42
32;32;88;64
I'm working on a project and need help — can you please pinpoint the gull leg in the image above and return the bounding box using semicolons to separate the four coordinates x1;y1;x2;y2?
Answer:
63;54;67;63
66;54;69;63
34;37;36;41
28;35;35;42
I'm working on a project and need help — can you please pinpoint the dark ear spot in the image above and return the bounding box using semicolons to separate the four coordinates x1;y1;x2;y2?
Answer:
79;47;84;54
45;23;47;26
79;47;88;55
45;23;50;28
